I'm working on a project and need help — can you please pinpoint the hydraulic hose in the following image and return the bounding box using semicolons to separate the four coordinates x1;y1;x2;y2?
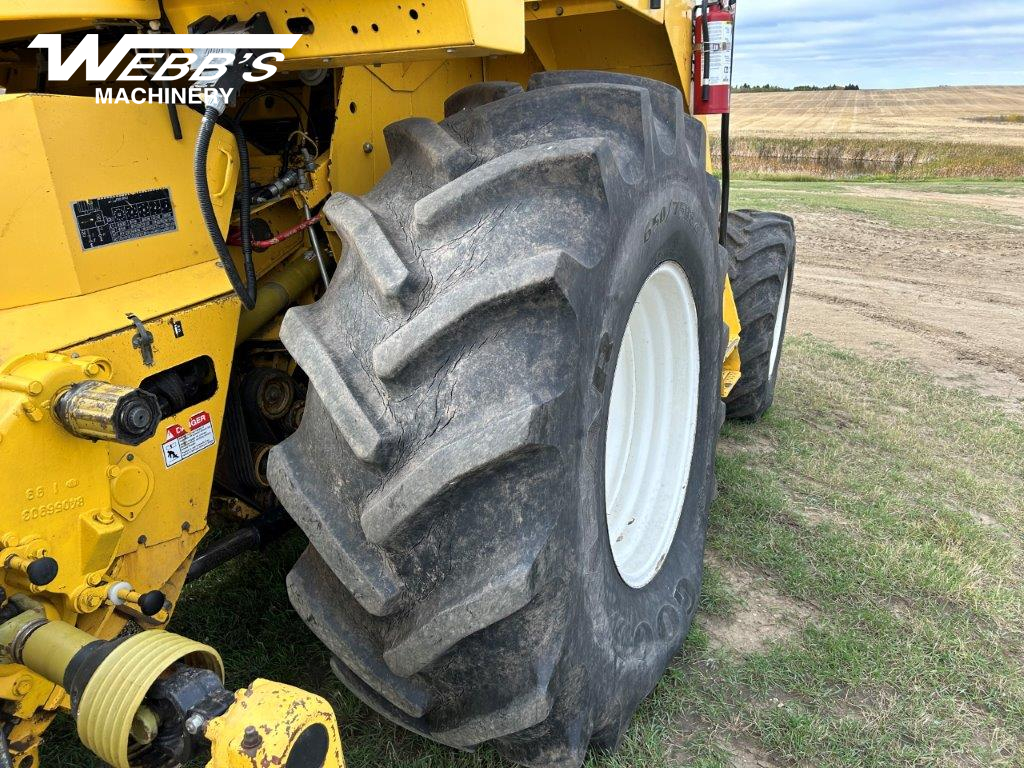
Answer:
185;514;295;583
720;0;736;246
701;0;711;104
194;104;258;310
234;117;255;292
720;111;731;246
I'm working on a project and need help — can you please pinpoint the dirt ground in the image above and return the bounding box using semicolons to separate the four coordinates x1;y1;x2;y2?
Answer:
781;190;1024;414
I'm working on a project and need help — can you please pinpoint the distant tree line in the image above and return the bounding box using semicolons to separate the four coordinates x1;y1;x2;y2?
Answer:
735;83;861;93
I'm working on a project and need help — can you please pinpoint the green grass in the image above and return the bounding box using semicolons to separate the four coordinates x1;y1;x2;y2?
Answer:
730;179;1024;230
47;333;1024;767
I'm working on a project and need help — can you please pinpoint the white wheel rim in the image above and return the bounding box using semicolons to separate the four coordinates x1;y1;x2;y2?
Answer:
769;271;789;375
605;262;700;589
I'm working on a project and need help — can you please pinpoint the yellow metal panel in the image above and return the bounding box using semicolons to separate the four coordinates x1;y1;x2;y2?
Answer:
721;276;742;397
0;260;232;361
0;1;159;39
0;1;158;20
331;59;484;195
524;5;686;93
0;96;79;305
664;0;695;111
598;0;663;21
0;94;238;310
161;0;525;66
526;0;663;23
206;679;345;768
0;298;236;605
65;298;239;556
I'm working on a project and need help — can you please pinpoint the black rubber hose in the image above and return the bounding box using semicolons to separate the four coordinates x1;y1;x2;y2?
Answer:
719;111;731;246
194;105;257;309
701;0;711;103
167;103;182;141
234;117;255;289
720;0;736;246
186;514;295;583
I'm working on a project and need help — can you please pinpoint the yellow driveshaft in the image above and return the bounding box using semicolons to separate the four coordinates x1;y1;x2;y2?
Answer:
0;604;343;768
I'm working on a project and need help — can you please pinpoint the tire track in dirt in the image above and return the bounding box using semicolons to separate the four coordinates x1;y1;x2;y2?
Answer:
785;208;1024;412
796;288;1023;380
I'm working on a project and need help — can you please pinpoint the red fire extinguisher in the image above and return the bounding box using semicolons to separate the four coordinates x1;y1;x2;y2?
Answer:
693;0;736;115
694;0;737;245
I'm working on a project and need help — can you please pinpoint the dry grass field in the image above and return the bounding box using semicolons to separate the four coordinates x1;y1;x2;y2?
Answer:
716;86;1024;178
731;87;1024;145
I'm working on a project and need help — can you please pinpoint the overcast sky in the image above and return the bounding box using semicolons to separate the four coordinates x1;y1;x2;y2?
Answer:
732;0;1024;89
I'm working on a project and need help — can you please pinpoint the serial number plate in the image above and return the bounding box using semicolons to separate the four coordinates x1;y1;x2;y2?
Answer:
72;188;177;250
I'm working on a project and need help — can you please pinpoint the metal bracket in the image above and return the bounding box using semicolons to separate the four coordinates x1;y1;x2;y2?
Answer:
127;313;155;367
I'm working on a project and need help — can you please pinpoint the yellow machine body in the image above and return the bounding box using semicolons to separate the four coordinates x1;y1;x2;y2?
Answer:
0;95;238;310
0;2;741;765
205;680;345;768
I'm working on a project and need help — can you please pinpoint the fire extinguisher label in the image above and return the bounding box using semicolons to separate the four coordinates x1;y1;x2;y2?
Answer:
706;20;734;86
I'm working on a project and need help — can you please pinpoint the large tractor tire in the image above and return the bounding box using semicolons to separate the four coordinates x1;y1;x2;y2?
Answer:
269;71;726;767
724;210;796;421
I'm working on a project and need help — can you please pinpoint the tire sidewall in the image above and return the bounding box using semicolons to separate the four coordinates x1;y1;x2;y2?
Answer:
579;181;722;700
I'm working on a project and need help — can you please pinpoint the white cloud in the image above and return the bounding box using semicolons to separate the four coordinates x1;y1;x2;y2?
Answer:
731;0;1024;88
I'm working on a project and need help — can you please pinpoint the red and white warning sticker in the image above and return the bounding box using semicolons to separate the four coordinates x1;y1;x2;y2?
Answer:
162;410;216;468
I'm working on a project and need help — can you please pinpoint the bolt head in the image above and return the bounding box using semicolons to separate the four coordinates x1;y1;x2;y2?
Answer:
184;713;206;736
362;142;374;154
241;725;262;750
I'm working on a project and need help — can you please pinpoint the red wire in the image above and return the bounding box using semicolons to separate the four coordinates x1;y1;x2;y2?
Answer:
228;213;323;249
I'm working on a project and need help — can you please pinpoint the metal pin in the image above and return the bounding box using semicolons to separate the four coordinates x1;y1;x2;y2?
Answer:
304;202;330;290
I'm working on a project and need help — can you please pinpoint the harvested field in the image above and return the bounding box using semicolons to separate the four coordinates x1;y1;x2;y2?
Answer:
730;87;1024;145
716;87;1024;178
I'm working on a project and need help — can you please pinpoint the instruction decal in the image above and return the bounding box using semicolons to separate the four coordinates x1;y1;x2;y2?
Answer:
72;188;177;250
705;20;734;87
162;411;215;468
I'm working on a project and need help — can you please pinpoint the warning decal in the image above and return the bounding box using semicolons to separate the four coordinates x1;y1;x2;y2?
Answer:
162;411;216;468
72;188;177;251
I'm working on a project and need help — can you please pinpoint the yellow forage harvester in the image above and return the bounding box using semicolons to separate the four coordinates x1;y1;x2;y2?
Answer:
0;2;796;766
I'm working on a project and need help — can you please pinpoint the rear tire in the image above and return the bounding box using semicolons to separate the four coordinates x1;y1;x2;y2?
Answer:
724;210;796;421
269;71;726;767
